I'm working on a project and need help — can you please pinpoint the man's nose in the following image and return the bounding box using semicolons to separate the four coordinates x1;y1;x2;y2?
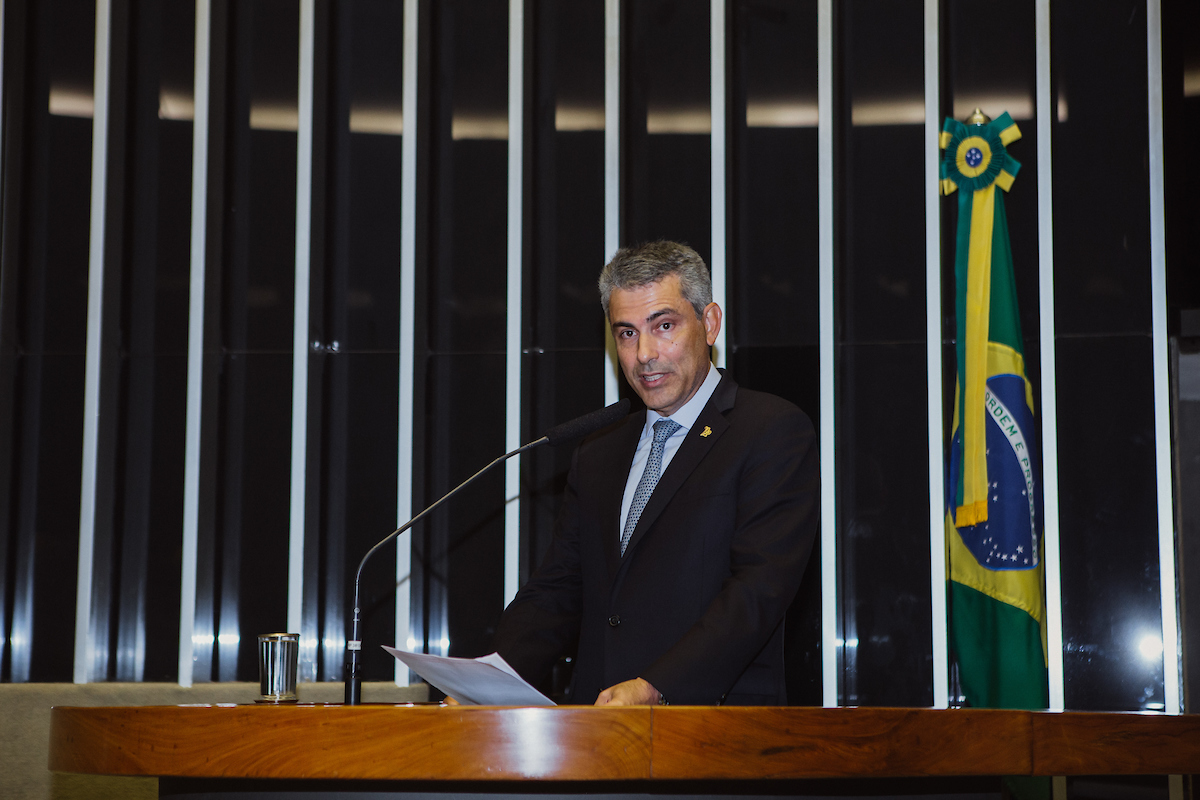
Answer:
637;335;656;364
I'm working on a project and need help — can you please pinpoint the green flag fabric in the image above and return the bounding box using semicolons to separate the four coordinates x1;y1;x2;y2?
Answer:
941;112;1048;711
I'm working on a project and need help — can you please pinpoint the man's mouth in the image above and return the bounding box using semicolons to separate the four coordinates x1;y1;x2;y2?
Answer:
640;373;667;385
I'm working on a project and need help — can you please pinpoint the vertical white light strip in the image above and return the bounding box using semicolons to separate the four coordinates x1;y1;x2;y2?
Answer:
179;0;212;688
1035;0;1065;713
503;0;524;607
74;0;112;685
923;0;948;710
287;0;315;654
1146;0;1180;717
603;0;620;405
396;0;418;675
816;0;837;708
709;0;726;367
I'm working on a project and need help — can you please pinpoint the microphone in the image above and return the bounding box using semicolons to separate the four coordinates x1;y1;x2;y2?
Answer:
543;397;632;446
344;398;630;704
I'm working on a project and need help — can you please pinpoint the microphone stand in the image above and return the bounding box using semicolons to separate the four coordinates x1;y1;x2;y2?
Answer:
344;437;548;705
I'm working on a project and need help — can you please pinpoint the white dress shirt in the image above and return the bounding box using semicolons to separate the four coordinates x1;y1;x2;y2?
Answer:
618;363;721;540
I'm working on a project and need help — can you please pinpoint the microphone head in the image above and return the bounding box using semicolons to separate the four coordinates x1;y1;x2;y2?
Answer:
544;398;631;447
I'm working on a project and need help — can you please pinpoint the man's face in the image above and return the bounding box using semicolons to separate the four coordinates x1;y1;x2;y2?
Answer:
608;274;722;417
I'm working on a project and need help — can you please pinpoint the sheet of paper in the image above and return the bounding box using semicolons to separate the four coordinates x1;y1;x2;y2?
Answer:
382;646;555;706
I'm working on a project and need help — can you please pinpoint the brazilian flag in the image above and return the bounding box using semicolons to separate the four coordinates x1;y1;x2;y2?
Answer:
941;112;1048;711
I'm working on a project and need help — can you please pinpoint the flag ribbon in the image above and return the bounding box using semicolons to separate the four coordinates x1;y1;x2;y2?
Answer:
961;184;995;525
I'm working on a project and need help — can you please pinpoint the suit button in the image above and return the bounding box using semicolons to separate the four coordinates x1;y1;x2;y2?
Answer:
608;615;621;627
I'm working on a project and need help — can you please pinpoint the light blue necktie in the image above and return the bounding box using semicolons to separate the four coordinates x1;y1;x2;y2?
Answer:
620;419;681;555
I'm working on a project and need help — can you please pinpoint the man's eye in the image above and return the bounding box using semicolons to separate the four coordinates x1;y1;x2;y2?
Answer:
660;322;672;331
619;329;634;338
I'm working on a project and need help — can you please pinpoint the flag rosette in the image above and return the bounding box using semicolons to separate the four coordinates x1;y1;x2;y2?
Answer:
939;113;1020;195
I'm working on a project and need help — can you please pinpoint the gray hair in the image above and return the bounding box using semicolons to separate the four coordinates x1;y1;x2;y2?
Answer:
598;241;712;319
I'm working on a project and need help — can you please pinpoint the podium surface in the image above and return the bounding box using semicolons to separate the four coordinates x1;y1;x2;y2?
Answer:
50;704;1200;784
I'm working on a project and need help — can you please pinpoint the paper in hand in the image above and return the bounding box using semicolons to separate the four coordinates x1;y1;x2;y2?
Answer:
383;646;555;706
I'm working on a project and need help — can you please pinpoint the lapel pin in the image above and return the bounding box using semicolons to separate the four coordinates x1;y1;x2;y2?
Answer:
700;425;712;438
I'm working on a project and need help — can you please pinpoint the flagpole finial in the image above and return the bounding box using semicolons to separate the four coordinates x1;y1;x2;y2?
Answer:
965;108;991;126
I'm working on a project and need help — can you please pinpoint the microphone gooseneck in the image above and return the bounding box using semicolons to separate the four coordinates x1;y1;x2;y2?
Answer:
344;398;629;704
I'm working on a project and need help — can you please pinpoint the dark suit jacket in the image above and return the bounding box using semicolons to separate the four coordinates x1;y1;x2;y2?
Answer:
494;372;819;705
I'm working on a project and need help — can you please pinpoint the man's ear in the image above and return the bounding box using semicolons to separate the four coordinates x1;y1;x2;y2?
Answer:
703;302;722;346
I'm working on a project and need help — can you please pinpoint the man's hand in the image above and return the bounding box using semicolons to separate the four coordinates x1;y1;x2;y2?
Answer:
594;677;660;706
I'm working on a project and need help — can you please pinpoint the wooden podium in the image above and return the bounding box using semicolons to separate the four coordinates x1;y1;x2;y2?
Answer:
49;704;1200;797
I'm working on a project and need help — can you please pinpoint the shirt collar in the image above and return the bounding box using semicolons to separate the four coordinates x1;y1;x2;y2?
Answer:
643;362;720;434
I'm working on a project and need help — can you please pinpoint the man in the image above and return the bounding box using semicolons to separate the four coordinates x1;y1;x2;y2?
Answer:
494;241;818;706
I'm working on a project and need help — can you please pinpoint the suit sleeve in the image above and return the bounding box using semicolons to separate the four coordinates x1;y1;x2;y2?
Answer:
492;446;585;689
640;405;819;704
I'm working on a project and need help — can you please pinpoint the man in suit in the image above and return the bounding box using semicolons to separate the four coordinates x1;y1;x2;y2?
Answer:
494;241;818;706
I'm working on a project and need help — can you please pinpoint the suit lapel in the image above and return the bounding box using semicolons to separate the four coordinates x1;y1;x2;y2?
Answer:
621;375;738;559
600;413;644;582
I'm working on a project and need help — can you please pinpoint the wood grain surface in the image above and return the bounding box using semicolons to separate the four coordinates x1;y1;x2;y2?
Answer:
649;707;1031;779
49;704;652;780
1031;711;1200;775
48;704;1200;781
